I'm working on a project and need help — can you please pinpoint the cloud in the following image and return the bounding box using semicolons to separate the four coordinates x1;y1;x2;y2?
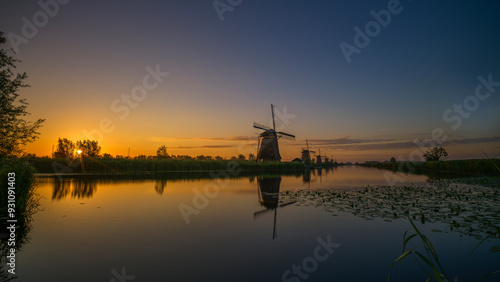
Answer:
170;145;235;149
151;135;256;143
448;136;500;145
302;136;500;151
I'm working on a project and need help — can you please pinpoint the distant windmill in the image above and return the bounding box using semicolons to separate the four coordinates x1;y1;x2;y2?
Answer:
301;139;315;163
316;148;327;164
253;104;295;162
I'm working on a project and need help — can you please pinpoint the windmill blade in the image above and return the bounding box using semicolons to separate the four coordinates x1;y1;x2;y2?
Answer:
253;122;273;131
253;208;274;219
277;131;295;140
271;104;276;131
279;200;297;208
279;134;295;141
309;151;316;153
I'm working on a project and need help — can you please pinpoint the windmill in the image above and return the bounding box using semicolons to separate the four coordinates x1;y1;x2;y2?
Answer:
253;104;295;162
301;139;315;163
315;148;327;164
323;149;330;163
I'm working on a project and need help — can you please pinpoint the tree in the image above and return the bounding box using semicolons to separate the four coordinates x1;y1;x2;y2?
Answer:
390;157;396;163
248;153;256;161
53;138;75;159
423;147;448;161
237;154;246;161
76;140;101;158
156;145;170;159
0;31;44;157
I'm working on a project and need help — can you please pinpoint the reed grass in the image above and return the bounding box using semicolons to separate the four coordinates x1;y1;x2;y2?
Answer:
27;157;305;174
0;158;40;281
387;211;449;282
388;208;500;282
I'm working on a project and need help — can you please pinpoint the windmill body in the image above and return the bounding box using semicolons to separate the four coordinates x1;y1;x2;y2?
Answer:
257;130;282;161
253;104;295;162
316;154;322;164
301;139;315;163
301;150;311;163
315;148;327;165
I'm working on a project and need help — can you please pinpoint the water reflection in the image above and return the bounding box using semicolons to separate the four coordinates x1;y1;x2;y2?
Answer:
51;177;98;200
254;177;296;239
155;179;167;195
44;171;305;200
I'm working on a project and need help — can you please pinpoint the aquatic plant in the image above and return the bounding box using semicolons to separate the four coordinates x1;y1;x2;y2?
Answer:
387;214;449;282
280;180;500;239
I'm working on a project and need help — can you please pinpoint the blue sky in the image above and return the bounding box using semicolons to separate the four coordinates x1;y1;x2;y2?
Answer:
1;0;499;161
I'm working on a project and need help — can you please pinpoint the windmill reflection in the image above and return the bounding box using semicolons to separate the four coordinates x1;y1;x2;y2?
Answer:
303;169;311;186
253;177;296;239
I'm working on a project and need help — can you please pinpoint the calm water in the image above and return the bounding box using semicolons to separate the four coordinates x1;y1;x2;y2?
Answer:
12;166;500;281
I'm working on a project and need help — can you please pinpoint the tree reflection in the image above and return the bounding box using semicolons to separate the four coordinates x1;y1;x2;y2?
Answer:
52;178;71;200
51;177;97;200
155;179;167;195
71;178;97;199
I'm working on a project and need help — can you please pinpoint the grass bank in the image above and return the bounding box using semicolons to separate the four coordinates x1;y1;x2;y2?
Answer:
361;159;500;176
27;157;306;174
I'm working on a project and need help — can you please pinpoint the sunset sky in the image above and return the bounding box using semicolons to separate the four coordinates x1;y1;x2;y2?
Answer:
1;0;499;162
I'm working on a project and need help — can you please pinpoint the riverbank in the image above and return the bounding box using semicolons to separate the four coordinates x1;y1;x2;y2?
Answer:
361;159;500;176
25;157;306;174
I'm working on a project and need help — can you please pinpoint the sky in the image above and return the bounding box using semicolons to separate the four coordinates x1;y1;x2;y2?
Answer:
1;0;499;162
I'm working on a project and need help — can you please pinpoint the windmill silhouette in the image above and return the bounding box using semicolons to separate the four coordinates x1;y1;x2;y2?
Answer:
253;104;295;162
315;148;327;164
301;139;315;163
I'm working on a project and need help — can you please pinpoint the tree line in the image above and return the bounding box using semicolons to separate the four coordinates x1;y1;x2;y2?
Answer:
52;140;256;161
